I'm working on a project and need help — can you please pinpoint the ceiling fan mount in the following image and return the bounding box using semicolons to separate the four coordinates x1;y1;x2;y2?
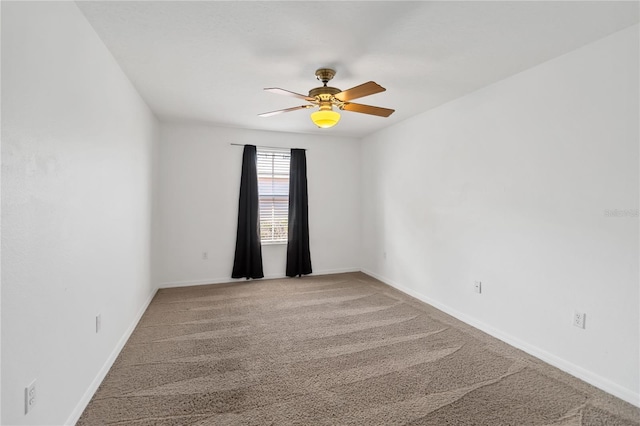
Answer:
315;68;336;85
259;68;395;128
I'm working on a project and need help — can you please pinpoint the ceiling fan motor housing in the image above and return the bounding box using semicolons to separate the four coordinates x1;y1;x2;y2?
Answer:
309;86;344;109
308;86;341;98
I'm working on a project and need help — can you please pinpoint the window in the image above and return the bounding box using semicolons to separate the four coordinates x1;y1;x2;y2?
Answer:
257;148;290;243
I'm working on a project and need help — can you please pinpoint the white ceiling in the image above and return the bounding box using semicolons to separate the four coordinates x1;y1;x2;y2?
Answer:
77;1;639;138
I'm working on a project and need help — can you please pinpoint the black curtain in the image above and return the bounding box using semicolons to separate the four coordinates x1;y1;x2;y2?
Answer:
232;145;264;279
286;149;312;277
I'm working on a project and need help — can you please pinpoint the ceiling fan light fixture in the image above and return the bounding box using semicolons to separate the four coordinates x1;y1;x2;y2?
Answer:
311;104;341;128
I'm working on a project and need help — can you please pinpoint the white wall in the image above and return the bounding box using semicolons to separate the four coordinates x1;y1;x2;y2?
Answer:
2;2;159;425
158;123;361;286
361;25;639;405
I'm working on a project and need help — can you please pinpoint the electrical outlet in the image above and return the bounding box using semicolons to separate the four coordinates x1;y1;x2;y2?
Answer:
202;251;208;260
25;380;36;414
474;281;482;294
96;314;102;333
573;311;586;329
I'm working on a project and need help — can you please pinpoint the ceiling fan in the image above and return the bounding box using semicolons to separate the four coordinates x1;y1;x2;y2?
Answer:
259;68;395;129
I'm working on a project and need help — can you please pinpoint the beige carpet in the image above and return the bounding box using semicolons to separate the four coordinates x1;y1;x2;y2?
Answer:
78;272;640;425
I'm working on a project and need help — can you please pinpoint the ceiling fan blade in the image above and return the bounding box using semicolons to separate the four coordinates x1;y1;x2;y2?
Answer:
335;81;386;102
342;102;395;117
264;88;315;101
258;105;313;117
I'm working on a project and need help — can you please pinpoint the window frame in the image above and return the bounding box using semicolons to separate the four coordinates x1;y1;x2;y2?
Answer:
256;147;291;245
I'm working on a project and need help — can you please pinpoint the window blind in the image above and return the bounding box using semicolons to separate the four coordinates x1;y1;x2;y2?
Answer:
257;148;291;243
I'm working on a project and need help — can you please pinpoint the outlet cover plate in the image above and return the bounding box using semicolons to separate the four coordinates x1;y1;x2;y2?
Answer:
573;311;586;329
25;380;36;414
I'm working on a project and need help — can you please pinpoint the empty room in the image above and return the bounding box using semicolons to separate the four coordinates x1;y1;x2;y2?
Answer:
2;1;639;425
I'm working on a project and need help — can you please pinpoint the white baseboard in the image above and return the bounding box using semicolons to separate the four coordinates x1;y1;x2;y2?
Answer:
158;267;361;289
65;287;159;425
361;269;640;408
158;276;243;288
310;267;361;276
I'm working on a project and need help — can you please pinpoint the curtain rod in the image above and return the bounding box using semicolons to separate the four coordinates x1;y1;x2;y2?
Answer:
230;143;306;151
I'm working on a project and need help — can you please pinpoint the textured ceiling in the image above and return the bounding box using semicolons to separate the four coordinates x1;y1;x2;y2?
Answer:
77;1;639;138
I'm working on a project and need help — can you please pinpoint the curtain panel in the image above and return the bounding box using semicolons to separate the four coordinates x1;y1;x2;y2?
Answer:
286;148;312;277
232;145;264;279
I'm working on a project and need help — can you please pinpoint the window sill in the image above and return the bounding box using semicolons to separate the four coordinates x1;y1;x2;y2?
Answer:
261;241;287;246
